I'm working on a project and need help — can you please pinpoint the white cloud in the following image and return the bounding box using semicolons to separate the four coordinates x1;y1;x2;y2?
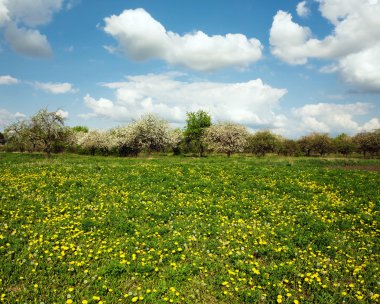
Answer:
339;42;380;92
270;0;380;92
297;1;310;17
34;81;78;94
5;0;63;27
293;102;380;134
56;109;69;118
0;0;64;57
269;11;311;65
0;108;26;128
103;8;263;71
0;0;10;26
4;23;52;57
0;75;19;85
82;73;287;129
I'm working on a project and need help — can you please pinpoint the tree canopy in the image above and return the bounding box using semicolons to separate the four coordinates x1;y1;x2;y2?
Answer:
183;110;211;157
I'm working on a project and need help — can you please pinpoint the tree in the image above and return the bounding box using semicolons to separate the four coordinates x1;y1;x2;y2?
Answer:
4;120;32;152
333;133;355;157
246;130;279;156
0;132;5;145
72;126;89;133
354;129;380;157
28;109;70;157
4;109;70;156
204;122;249;157
183;110;211;157
111;126;140;157
298;132;332;156
77;130;115;156
132;114;174;153
276;138;299;156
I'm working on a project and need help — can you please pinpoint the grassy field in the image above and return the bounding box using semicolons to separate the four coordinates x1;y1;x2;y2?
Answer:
0;153;379;303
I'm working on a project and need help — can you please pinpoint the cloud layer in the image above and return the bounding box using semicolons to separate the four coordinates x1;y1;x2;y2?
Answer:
82;73;287;129
270;0;380;92
0;0;64;57
103;8;263;71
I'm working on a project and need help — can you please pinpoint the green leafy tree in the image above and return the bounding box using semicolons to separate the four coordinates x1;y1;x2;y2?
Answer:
246;130;279;156
276;138;299;156
72;126;89;133
184;110;211;157
333;133;355;157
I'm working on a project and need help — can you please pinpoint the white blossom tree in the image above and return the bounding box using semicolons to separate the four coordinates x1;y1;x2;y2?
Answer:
203;122;249;157
77;130;115;155
132;114;174;153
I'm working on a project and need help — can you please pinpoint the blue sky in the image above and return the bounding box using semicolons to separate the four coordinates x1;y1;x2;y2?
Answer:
0;0;379;137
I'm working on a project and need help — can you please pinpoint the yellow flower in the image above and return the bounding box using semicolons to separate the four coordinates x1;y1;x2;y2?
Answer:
82;300;88;304
131;296;139;302
66;300;73;304
277;295;283;303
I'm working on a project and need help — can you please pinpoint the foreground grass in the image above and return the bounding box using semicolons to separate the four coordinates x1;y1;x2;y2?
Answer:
0;153;379;303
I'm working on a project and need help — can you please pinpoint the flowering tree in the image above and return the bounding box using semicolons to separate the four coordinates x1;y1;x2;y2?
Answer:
4;109;70;157
132;114;174;153
111;125;140;156
77;130;115;155
203;122;249;157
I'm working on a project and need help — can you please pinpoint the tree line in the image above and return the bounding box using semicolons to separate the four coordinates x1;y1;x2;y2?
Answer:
1;109;379;158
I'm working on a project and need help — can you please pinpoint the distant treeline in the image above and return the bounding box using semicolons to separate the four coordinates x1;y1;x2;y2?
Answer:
1;109;379;158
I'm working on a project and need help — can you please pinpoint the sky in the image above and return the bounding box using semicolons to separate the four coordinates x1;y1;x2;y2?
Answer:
0;0;379;138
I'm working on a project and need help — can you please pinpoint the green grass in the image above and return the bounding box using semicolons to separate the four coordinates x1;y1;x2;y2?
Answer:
0;153;379;303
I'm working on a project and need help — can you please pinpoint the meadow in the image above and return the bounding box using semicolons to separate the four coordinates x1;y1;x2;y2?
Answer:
0;153;379;303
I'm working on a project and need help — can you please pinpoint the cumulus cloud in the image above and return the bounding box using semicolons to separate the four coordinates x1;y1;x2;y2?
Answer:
103;8;263;71
296;1;310;17
293;102;380;134
5;23;52;57
0;75;19;85
82;73;287;129
339;42;380;92
0;108;26;128
270;0;380;92
34;81;78;94
0;0;64;57
5;0;63;27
